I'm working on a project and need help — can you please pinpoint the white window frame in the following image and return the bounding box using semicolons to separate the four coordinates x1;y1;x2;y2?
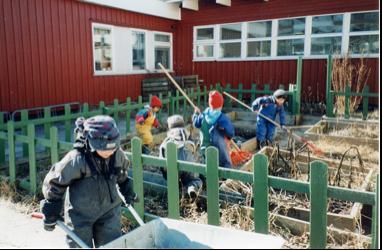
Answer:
192;10;379;62
194;25;217;61
154;31;173;71
218;22;243;59
92;23;115;75
246;19;273;59
347;11;379;56
92;23;173;76
276;16;306;58
309;13;344;56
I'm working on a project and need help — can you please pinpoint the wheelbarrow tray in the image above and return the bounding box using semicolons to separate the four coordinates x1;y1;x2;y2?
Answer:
101;218;285;249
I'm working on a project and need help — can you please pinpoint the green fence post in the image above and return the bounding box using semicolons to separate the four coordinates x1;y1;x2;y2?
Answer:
138;96;143;109
206;146;220;226
189;88;195;114
169;92;175;116
225;84;232;108
7;121;16;183
0;113;5;164
251;83;257;101
362;85;369;120
310;161;328;249
295;56;302;117
113;99;119;122
83;103;89;118
21;110;29;157
238;83;243;103
99;101;106;115
182;90;187;117
27;124;37;194
203;85;208;108
371;174;379;249
50;127;59;164
326;55;334;117
131;137;145;219
175;90;180;111
125;97;131;134
264;84;270;95
344;85;350;119
64;104;71;142
253;153;269;234
196;86;201;108
43;107;51;141
166;142;180;219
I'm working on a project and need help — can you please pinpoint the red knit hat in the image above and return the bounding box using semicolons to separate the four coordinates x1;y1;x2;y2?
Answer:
150;96;162;108
209;91;224;109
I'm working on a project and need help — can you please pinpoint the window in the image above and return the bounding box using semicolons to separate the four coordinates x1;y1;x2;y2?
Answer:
277;18;305;56
194;26;215;59
220;23;242;58
132;31;146;70
311;14;343;55
92;23;172;75
278;18;305;36
349;12;379;54
93;25;113;72
192;11;379;61
247;21;272;57
154;33;171;69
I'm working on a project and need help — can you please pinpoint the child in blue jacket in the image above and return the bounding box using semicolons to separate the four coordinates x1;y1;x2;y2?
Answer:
252;89;287;148
193;91;234;168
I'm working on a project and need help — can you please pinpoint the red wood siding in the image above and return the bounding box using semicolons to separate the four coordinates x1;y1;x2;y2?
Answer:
0;0;177;112
173;0;379;103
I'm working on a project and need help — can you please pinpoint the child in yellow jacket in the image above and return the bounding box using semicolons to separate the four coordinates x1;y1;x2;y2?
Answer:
135;96;162;154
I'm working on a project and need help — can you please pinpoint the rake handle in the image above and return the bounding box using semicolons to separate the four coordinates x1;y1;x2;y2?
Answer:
158;63;199;111
223;91;324;155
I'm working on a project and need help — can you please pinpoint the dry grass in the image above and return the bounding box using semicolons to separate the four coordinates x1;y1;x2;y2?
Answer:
331;53;370;116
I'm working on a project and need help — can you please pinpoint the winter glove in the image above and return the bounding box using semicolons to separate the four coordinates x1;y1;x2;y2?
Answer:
119;179;139;205
40;199;63;231
153;119;160;128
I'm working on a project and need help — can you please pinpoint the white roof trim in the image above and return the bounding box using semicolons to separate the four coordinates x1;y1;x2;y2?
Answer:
80;0;181;20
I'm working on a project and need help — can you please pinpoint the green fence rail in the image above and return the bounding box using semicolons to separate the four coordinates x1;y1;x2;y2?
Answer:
325;55;379;120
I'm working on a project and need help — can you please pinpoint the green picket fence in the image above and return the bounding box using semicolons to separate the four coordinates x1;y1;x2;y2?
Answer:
325;55;379;120
0;81;301;166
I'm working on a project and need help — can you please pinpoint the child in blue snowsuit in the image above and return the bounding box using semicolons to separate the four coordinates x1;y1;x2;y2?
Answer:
193;91;234;168
252;89;287;148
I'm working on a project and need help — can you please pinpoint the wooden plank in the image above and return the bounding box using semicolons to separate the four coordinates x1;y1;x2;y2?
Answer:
206;146;220;226
166;142;180;219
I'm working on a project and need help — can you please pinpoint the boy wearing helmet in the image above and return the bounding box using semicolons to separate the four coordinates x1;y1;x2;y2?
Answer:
251;89;288;148
41;115;137;248
135;95;162;154
193;91;234;169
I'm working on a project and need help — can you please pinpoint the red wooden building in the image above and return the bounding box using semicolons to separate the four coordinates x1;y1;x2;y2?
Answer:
0;0;379;112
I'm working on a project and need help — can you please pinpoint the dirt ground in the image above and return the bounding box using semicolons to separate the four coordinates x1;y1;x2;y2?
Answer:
0;198;67;248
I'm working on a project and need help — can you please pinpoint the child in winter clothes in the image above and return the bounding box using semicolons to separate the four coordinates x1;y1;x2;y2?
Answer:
41;115;137;248
135;96;162;154
159;115;203;201
251;89;287;148
193;91;235;168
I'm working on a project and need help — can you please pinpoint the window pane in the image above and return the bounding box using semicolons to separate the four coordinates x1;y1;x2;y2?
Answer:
277;39;304;56
350;12;379;32
220;42;241;58
247;41;271;57
155;34;170;42
349;35;379;54
132;31;145;70
312;15;343;34
155;47;170;69
311;37;342;55
248;21;272;38
93;27;112;71
278;18;305;36
196;45;214;58
221;24;242;40
197;28;214;40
